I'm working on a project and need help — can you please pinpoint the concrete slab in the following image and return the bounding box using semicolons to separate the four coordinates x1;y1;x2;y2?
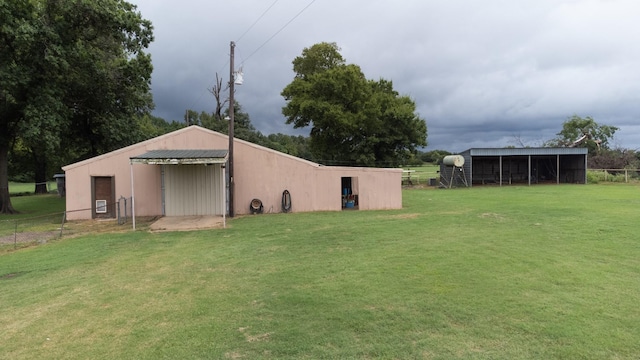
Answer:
149;216;225;232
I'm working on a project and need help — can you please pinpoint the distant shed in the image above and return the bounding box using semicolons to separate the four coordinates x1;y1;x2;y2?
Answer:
440;147;588;187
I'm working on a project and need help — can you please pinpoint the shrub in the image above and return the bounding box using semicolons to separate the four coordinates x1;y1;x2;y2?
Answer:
587;171;600;184
587;170;631;183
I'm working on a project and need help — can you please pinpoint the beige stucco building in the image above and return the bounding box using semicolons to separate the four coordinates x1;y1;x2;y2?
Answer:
62;126;402;221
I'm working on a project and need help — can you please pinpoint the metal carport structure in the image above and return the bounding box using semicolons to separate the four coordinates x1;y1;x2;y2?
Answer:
441;148;588;187
129;149;228;229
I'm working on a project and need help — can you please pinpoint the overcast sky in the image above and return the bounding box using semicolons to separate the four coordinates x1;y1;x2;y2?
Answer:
129;0;640;152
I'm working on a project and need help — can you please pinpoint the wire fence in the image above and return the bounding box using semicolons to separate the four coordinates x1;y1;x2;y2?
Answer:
0;197;134;251
8;181;59;195
37;181;57;193
0;212;67;250
587;169;640;183
62;196;134;225
116;196;133;225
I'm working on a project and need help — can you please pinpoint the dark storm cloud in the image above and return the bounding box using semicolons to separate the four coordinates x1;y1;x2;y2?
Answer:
131;0;640;152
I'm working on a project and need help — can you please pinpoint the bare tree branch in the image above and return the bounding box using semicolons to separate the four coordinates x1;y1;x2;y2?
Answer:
208;73;229;121
511;134;526;148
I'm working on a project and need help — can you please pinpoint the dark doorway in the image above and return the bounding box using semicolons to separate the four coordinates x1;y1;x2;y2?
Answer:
341;177;359;210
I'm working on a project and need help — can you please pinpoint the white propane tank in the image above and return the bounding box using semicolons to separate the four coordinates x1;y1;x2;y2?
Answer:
443;155;465;167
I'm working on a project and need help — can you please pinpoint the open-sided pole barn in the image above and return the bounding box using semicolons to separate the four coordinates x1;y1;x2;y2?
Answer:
440;148;588;187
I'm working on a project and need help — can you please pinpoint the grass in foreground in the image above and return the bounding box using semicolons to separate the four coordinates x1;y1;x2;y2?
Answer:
1;185;639;359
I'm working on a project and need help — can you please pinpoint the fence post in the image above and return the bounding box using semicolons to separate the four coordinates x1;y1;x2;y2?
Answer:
59;211;66;239
117;200;121;225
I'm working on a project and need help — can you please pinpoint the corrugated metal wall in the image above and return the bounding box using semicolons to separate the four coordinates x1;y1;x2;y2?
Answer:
441;149;587;187
164;164;224;216
439;151;472;187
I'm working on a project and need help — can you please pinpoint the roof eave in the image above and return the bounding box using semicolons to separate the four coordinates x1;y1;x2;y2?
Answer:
130;157;227;165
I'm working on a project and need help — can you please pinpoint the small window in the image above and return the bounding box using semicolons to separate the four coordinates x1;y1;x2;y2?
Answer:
96;200;108;213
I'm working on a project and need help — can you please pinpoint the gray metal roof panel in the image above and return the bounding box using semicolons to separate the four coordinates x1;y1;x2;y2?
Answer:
465;147;587;157
130;149;228;164
131;149;228;159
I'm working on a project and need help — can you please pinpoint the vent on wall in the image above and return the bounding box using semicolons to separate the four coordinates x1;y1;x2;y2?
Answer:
96;200;107;213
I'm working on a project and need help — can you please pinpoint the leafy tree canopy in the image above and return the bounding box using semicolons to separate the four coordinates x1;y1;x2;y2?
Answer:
281;42;427;167
420;149;452;164
291;42;345;79
547;115;618;154
0;0;154;213
182;102;313;161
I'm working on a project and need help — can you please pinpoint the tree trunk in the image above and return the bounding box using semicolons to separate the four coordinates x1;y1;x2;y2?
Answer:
0;143;18;214
33;151;48;194
210;73;228;121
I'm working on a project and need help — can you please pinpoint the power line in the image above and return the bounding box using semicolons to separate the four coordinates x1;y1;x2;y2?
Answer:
222;0;314;79
187;0;316;115
186;1;281;113
240;0;316;66
235;0;280;44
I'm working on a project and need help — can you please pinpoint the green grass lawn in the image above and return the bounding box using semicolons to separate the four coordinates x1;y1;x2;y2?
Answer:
0;194;66;218
1;185;639;359
8;182;57;195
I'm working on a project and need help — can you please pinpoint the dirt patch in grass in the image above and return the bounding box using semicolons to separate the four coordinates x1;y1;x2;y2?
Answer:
0;217;158;249
0;231;62;245
0;271;28;280
379;213;421;220
239;327;271;343
479;212;505;221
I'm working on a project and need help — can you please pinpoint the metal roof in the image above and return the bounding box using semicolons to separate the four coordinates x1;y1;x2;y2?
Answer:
130;149;228;165
462;147;588;157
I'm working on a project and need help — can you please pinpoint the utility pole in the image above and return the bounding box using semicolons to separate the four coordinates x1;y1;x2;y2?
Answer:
228;41;235;217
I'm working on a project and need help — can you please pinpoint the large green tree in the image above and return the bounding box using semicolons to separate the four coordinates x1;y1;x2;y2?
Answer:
0;0;153;212
1;0;36;212
548;115;618;153
52;0;154;158
281;42;427;167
